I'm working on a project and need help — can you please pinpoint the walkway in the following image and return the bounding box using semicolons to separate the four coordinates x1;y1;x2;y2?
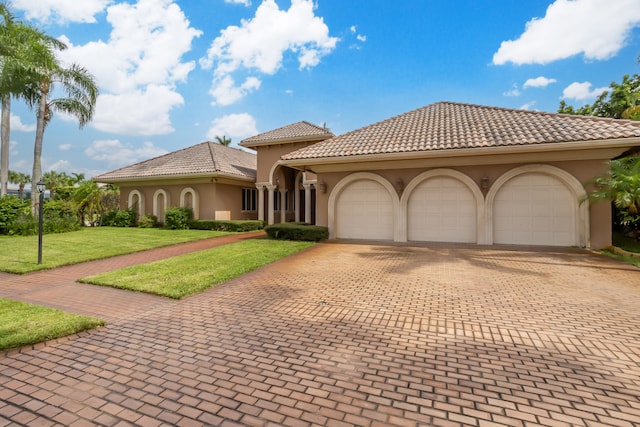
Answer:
0;231;264;322
1;241;640;426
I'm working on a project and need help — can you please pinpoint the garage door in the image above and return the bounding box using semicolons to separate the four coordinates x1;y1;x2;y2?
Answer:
335;179;394;240
493;173;575;246
407;177;476;243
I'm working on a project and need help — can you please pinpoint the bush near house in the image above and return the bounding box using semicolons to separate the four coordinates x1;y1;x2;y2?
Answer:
265;222;328;242
164;207;192;230
102;208;137;227
137;214;158;228
188;219;264;232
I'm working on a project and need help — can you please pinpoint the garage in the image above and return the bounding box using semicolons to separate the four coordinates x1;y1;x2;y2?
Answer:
407;176;477;243
335;179;394;240
493;173;576;246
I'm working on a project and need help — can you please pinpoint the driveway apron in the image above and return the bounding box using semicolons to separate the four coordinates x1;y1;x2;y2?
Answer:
1;242;640;427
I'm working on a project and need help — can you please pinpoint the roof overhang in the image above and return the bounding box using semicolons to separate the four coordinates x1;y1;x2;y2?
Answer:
239;134;332;149
281;138;640;173
93;172;255;185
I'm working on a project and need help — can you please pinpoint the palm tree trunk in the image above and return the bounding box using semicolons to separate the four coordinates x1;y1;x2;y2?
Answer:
31;92;47;216
1;96;10;197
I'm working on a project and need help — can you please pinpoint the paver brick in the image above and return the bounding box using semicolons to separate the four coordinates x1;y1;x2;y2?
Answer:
2;239;640;426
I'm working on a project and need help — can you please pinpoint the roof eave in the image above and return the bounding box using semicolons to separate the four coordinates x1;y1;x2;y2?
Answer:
93;171;255;184
281;137;640;169
239;134;333;149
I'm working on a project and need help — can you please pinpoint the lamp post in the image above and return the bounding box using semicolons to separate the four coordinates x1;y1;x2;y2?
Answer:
36;180;46;265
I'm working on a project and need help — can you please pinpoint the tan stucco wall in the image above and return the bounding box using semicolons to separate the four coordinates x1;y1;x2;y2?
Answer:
119;180;258;222
313;159;613;248
254;141;321;183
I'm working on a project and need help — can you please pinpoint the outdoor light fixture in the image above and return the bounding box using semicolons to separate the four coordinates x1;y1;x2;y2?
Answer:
36;180;46;265
317;181;327;193
395;177;404;193
480;176;490;194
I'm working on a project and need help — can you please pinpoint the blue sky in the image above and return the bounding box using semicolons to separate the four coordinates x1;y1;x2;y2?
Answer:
6;0;640;180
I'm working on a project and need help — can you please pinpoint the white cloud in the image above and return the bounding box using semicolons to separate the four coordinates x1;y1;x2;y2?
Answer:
210;76;262;106
85;139;168;168
357;34;367;42
225;0;251;5
503;84;521;97
46;159;73;172
493;0;640;65
12;0;109;23
9;113;36;132
200;0;338;105
58;0;201;136
59;144;73;151
523;76;557;88
519;101;537;111
206;113;259;141
93;85;185;135
561;82;608;101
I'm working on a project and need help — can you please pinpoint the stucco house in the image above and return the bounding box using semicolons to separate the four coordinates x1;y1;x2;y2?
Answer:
94;141;257;223
96;102;640;248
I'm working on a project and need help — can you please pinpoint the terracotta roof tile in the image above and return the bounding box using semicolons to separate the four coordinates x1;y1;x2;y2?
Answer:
240;121;333;146
282;102;640;160
94;142;256;182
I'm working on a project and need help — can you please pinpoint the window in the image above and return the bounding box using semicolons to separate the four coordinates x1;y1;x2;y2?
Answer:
242;188;257;211
274;191;281;211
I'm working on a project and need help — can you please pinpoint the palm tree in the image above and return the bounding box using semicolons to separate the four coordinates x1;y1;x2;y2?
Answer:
29;61;98;214
42;170;73;200
8;169;29;199
587;156;640;232
215;135;232;146
0;4;65;197
72;180;103;226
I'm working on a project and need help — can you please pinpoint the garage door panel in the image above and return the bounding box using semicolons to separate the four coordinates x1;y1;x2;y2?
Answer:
494;173;575;246
408;177;476;243
336;180;393;240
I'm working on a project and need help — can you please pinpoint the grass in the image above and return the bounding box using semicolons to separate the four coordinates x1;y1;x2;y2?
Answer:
0;299;104;351
0;227;231;274
601;231;640;268
80;239;314;299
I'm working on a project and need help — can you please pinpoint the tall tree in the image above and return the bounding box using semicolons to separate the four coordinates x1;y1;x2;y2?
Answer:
0;4;65;197
29;61;98;214
215;135;232;146
558;74;640;120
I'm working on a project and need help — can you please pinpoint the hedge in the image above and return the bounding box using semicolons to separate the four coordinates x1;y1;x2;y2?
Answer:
264;222;328;242
188;220;264;232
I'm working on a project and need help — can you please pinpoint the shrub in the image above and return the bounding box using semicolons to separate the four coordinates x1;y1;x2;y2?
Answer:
42;201;81;233
164;207;192;230
102;208;136;227
264;222;328;241
8;212;37;236
138;214;158;228
0;197;29;234
188;220;264;232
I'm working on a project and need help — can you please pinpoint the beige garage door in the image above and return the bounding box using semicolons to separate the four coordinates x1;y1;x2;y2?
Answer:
336;179;394;240
407;177;476;243
494;173;575;246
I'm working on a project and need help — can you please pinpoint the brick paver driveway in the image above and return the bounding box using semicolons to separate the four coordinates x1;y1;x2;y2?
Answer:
1;242;640;426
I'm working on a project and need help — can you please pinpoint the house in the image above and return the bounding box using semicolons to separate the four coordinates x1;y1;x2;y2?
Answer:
96;102;640;248
94;141;257;223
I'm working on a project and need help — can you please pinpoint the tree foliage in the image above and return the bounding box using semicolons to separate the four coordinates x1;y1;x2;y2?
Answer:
558;74;640;120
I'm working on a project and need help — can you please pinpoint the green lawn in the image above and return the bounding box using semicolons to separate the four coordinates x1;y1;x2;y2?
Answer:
603;231;640;268
80;239;314;299
0;227;231;273
0;299;104;351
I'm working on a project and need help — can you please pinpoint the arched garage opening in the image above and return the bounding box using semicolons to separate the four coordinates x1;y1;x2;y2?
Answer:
329;173;400;241
400;169;484;243
486;165;589;247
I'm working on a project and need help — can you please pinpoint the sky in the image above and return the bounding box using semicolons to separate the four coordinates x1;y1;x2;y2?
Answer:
5;0;640;181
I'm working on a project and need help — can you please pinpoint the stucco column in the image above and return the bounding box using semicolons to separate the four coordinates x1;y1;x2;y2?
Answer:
303;183;312;224
294;183;301;223
256;184;265;222
280;188;287;224
267;184;276;225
